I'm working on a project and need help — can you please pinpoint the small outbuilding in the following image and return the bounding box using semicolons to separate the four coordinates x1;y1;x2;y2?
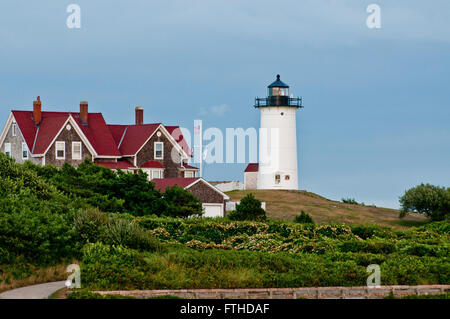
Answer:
244;163;258;190
152;177;230;217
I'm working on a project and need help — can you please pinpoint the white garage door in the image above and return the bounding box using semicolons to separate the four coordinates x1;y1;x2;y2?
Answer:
202;204;224;218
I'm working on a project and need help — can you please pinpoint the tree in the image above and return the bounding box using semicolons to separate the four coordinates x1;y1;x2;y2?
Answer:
399;183;450;221
294;210;314;224
163;185;203;218
228;193;266;221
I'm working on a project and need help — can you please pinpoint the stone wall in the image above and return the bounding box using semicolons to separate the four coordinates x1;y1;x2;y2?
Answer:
94;285;450;299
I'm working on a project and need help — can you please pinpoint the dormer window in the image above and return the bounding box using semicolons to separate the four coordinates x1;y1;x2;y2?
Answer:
154;142;163;159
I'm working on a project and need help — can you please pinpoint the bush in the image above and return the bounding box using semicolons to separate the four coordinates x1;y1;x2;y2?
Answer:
163;185;203;218
399;183;450;221
102;217;164;252
342;198;358;205
294;211;314;224
228;194;266;221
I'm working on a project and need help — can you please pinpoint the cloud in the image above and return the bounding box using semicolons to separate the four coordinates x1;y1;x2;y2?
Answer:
199;104;230;117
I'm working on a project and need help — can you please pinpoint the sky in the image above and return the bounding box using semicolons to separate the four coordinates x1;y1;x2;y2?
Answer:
1;0;449;208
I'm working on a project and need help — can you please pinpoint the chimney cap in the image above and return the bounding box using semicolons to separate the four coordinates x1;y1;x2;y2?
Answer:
80;101;88;104
37;96;40;102
135;106;143;110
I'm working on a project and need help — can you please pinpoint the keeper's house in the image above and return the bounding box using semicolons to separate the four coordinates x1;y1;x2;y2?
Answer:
0;97;198;178
0;97;228;217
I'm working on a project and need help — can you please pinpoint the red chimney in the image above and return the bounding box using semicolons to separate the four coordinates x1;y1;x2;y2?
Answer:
80;101;88;125
135;106;143;125
33;96;42;126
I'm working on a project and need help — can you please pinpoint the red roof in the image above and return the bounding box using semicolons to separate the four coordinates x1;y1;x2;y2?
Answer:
12;111;121;156
141;160;165;169
166;126;193;157
10;108;192;160
152;177;200;192
182;163;199;170
244;163;259;172
96;160;136;170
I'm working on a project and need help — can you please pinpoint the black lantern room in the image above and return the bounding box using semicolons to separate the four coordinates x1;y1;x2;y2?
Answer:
254;74;303;108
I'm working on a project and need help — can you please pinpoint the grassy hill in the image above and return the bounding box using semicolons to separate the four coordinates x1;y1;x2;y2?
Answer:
226;190;427;229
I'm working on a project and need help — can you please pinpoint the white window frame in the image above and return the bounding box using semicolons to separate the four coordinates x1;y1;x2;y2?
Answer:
12;123;17;137
5;143;11;157
55;141;66;160
152;170;161;179
154;142;163;159
22;142;28;160
184;170;194;178
72;141;82;160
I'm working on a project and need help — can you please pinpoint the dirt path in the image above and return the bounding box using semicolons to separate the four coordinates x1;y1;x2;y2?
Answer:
0;281;66;299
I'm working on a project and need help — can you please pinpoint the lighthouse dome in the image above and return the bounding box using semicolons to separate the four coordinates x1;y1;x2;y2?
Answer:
268;74;289;88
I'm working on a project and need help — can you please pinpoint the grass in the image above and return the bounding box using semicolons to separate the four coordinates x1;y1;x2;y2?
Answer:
226;190;427;229
0;262;72;293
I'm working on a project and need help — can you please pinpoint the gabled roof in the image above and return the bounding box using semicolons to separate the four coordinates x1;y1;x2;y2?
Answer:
182;163;199;170
152;177;200;192
107;123;192;157
141;160;165;169
166;126;193;157
244;163;259;172
108;123;160;155
96;160;136;170
152;177;230;200
11;111;121;157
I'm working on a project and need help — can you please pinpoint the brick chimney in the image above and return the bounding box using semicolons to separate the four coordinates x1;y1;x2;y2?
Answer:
80;101;88;125
33;96;42;126
135;106;143;125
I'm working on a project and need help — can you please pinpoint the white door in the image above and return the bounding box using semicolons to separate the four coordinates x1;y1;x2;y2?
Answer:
202;204;224;218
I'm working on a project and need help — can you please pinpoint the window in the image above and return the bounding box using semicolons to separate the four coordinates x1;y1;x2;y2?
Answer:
285;175;290;181
72;142;82;160
275;174;281;184
5;143;11;157
22;142;28;159
152;170;161;179
154;142;163;159
55;141;65;160
184;171;194;178
12;123;17;136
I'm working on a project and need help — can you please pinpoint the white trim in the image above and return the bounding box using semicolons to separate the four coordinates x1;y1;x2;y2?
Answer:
118;126;128;148
130;124;190;159
31;126;39;153
55;141;66;160
22;142;29;160
184;178;230;200
40;115;98;158
72;141;82;160
0;113;14;148
154;141;163;160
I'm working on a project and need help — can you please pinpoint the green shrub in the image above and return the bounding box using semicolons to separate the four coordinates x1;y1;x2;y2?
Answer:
294;211;314;224
163;185;203;218
399;183;450;221
228;194;266;221
102;217;164;252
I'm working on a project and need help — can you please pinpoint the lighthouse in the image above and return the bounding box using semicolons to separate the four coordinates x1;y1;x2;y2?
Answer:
245;75;303;190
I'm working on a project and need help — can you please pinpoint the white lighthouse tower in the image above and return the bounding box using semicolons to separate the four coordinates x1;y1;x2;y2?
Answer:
255;75;303;190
